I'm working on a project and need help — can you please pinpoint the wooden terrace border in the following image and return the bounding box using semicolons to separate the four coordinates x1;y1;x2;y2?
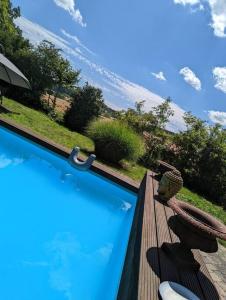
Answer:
118;171;219;300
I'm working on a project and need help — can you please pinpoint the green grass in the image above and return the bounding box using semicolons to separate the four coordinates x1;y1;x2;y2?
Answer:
177;187;226;247
1;98;94;152
0;98;147;181
177;187;226;224
105;162;146;181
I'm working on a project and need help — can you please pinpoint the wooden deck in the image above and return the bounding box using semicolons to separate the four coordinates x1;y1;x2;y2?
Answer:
138;171;220;300
118;171;220;300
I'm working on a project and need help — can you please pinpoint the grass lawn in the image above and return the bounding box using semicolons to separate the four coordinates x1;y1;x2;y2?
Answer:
177;188;226;247
0;98;147;181
1;98;94;152
1;98;226;247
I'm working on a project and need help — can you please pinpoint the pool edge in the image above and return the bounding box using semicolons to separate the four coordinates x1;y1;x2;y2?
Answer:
0;117;140;193
117;172;147;300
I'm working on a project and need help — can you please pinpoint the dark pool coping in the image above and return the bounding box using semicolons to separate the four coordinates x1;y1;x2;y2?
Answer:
117;173;147;300
0;117;140;193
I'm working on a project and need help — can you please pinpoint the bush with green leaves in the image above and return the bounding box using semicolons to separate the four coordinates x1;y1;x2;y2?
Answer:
142;133;168;168
64;83;104;132
86;119;145;164
117;98;174;135
167;112;226;206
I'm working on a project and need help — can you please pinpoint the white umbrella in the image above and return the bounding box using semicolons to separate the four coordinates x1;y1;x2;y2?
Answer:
0;52;31;90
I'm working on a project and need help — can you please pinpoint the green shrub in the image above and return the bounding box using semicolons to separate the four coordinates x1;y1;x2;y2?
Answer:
64;83;104;132
86;119;145;164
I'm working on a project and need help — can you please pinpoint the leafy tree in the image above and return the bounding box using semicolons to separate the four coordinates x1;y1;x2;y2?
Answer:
167;113;226;205
152;98;174;132
35;41;80;108
142;133;167;167
0;0;20;32
170;112;209;185
117;106;153;134
135;100;145;115
117;99;174;167
64;83;104;132
0;0;32;104
0;2;79;109
7;41;80;108
117;98;174;135
198;124;226;204
0;0;30;59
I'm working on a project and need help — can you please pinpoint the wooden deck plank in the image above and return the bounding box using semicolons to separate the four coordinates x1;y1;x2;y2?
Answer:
138;172;160;300
136;173;219;300
164;198;205;300
152;175;180;283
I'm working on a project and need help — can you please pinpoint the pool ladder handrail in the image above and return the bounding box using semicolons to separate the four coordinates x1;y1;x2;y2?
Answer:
69;147;96;171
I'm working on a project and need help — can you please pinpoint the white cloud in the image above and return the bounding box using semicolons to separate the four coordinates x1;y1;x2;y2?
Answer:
75;47;82;54
53;0;86;27
208;0;226;38
151;71;166;81
61;29;95;56
179;67;202;91
15;17;186;132
15;17;70;47
174;0;226;38
208;110;226;125
213;67;226;93
174;0;200;6
174;0;204;11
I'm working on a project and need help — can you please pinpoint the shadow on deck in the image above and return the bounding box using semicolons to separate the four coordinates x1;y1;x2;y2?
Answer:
118;171;220;300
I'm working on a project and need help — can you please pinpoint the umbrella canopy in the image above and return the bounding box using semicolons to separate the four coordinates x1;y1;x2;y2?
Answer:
0;53;31;90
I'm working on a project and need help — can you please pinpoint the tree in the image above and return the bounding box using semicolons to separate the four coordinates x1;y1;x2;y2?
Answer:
116;98;174;167
0;0;32;104
0;2;79;108
35;41;80;108
141;101;173;166
0;0;20;31
152;97;174;131
166;112;226;205
171;112;209;186
117;98;174;135
64;83;104;132
0;0;30;59
7;41;80;108
198;124;226;204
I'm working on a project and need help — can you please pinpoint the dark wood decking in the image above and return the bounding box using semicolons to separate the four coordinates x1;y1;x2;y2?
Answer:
137;171;220;300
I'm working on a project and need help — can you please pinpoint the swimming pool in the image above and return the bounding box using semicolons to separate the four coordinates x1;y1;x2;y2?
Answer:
0;125;137;300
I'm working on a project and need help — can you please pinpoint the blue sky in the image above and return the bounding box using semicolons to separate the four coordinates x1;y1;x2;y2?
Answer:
12;0;226;131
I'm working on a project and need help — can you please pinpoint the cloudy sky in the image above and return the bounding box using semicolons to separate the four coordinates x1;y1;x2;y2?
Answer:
12;0;226;131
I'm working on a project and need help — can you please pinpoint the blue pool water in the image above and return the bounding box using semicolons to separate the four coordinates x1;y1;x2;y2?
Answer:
0;126;137;300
